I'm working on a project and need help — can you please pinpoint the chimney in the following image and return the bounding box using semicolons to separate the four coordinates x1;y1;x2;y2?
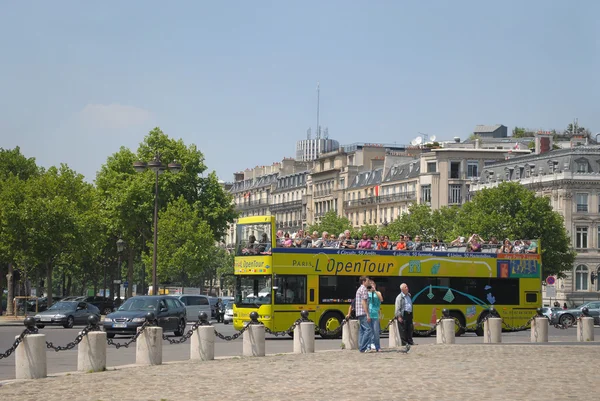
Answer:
475;138;480;149
453;136;461;143
534;131;553;154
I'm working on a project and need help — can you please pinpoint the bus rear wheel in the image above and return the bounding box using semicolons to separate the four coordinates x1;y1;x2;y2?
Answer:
319;311;344;339
449;311;466;337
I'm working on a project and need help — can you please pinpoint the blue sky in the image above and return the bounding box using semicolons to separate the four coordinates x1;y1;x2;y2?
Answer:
0;1;598;182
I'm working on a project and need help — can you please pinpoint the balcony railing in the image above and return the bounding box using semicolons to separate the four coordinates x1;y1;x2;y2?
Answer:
270;200;303;212
343;191;416;208
313;188;333;198
448;171;467;180
236;199;270;210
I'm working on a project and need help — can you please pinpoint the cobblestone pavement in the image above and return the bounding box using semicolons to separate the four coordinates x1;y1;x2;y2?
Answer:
0;344;597;401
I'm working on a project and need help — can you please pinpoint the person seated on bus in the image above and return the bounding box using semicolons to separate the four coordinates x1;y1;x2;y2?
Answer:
512;239;524;253
378;235;391;250
312;231;328;248
395;235;407;250
524;239;538;254
242;235;258;255
497;238;513;254
467;234;483;252
432;239;446;251
275;230;284;247
282;232;293;247
357;233;372;249
372;235;380;250
325;233;338;248
293;230;311;248
413;235;423;251
257;233;271;253
340;230;356;249
405;235;414;250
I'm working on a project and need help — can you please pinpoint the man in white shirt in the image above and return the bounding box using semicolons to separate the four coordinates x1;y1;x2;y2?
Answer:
394;283;415;348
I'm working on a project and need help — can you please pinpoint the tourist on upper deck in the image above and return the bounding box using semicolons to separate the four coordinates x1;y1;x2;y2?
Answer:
372;235;380;250
498;238;513;254
325;233;338;248
467;234;483;252
395;235;406;250
378;235;391;250
257;233;270;253
313;231;328;248
432;239;446;251
413;235;423;251
276;230;284;247
449;236;466;247
340;230;356;249
513;240;524;253
405;235;414;251
525;239;538;254
282;232;293;247
336;233;345;248
357;233;372;250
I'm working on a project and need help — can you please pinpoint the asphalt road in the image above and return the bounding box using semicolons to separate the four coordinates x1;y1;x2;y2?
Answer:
1;323;598;381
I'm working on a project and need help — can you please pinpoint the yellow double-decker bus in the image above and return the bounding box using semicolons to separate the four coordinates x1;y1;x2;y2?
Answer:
233;216;541;338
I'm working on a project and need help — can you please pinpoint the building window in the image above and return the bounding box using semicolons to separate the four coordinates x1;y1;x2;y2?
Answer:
576;193;588;212
449;184;461;204
575;265;588;291
577;160;590;173
597;227;600;249
449;161;461;179
467;161;478;178
576;226;588;249
340;178;345;189
421;185;431;203
427;162;436;173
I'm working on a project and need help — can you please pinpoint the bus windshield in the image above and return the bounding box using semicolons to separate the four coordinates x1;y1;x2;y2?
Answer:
235;223;272;256
236;275;272;307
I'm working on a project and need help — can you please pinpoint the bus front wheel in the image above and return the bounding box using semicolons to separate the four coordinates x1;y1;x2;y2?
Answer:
319;311;344;339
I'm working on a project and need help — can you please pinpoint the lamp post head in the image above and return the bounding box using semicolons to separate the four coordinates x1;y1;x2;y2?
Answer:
168;161;182;174
147;160;162;173
116;238;125;253
133;161;147;173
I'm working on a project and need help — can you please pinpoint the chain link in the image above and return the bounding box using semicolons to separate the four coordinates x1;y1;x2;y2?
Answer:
162;319;213;344
314;316;349;337
106;321;150;349
264;319;304;337
0;328;37;359
214;322;251;341
46;326;92;352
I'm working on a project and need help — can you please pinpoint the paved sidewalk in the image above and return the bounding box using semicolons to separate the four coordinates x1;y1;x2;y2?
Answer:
0;344;598;401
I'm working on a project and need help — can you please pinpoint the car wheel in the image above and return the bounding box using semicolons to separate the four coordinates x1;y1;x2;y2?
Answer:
103;307;112;315
174;319;186;336
223;320;229;325
319;311;344;339
63;316;75;329
36;324;45;329
559;314;575;327
107;333;115;339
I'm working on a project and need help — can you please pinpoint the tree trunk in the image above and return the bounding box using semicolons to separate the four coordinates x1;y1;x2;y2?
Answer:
0;263;5;315
66;274;72;296
7;263;14;315
127;248;134;298
46;262;53;309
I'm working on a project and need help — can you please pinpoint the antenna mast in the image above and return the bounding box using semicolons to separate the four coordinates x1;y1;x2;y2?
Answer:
316;82;320;139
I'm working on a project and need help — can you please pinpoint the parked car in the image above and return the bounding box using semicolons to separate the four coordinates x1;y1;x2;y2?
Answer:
170;295;212;321
27;296;63;312
540;307;561;320
551;301;600;326
223;301;234;325
103;295;187;338
73;296;115;315
34;301;100;329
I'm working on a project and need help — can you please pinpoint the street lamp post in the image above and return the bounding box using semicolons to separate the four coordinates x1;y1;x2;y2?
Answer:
133;153;181;295
117;238;125;299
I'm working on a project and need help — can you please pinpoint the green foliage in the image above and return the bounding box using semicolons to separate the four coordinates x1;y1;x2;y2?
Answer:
356;224;378;238
307;210;352;237
512;127;536;138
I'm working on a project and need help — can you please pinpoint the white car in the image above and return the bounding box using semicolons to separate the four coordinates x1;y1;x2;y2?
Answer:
223;302;234;324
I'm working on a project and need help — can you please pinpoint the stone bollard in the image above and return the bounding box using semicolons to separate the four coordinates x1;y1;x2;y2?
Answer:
243;312;265;357
293;321;315;354
436;318;456;344
483;317;502;343
342;319;359;350
191;312;215;361
78;331;107;372
577;317;595;342
530;317;549;343
15;317;47;379
136;313;163;366
388;319;402;348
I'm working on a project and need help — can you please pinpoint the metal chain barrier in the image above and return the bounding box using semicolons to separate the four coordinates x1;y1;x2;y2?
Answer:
107;321;150;349
0;327;38;360
264;319;303;337
314;316;349;337
46;325;93;352
162;316;213;344
214;322;251;341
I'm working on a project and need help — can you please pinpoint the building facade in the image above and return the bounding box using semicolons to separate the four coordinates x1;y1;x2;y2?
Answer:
471;142;600;306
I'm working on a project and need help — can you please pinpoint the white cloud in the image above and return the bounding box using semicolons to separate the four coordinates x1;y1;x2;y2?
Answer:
76;103;154;130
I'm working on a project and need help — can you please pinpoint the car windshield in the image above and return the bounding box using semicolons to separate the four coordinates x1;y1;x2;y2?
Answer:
118;298;159;311
47;302;76;311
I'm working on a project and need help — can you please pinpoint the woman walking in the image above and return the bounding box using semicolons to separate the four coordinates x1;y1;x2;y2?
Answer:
367;279;383;351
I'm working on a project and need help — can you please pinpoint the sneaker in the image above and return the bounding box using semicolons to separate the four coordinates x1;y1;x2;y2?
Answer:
370;344;376;350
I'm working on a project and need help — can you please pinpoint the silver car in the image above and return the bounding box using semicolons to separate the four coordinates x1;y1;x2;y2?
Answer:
223;301;234;325
170;295;212;321
551;301;600;326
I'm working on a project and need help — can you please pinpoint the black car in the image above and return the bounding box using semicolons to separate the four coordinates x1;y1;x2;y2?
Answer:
74;296;115;315
34;301;101;329
103;296;187;338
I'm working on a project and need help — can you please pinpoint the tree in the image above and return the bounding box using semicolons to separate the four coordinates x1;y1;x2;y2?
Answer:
382;203;435;240
142;197;214;285
307;211;352;237
453;182;575;277
512;127;535;138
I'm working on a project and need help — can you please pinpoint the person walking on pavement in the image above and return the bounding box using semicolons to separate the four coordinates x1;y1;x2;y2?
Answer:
367;279;383;352
215;298;224;323
355;276;373;353
395;283;414;351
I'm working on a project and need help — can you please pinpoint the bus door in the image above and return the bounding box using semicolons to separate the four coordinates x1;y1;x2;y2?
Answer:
273;274;310;330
